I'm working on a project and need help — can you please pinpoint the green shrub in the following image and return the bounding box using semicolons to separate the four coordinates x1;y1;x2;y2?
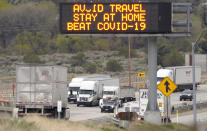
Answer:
106;59;123;72
71;52;86;66
162;49;184;67
23;53;43;64
83;62;97;73
118;46;137;58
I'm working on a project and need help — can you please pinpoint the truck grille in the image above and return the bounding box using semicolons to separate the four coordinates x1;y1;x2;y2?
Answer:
80;97;88;102
103;106;111;109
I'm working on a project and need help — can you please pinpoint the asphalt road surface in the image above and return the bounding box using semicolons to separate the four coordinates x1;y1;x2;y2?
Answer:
68;85;207;122
69;103;113;121
171;108;207;130
170;84;207;106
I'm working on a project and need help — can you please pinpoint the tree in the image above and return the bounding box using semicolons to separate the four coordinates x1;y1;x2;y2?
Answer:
118;46;137;58
0;2;57;49
106;59;123;72
157;38;172;66
83;62;97;73
71;52;86;66
14;31;53;55
23;53;43;64
56;35;69;53
162;49;184;67
198;40;207;53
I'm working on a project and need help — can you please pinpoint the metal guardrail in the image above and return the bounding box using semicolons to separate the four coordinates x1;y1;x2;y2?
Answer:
111;118;130;128
172;101;207;113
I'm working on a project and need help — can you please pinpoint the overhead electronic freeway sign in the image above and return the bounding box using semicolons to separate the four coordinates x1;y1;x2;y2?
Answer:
60;2;172;34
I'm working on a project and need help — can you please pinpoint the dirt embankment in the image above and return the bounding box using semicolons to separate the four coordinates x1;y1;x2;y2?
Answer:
0;114;196;131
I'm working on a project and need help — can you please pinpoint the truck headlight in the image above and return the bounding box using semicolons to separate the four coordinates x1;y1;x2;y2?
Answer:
88;97;93;102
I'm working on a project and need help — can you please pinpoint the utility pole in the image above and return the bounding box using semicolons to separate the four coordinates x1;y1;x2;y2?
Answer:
191;28;207;126
128;36;131;87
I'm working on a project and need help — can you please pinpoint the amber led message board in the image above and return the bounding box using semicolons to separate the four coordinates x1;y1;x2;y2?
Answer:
60;3;172;34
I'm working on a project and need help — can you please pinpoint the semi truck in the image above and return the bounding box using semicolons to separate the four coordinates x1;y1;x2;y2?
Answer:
120;86;136;103
77;77;112;106
139;88;171;121
99;78;121;113
100;84;136;113
16;65;70;119
68;75;110;103
157;66;201;91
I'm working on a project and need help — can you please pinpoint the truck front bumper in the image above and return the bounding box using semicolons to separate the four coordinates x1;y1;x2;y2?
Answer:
68;98;77;102
77;101;92;106
102;106;114;111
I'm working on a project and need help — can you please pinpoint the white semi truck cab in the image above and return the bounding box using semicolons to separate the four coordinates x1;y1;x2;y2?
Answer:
100;85;121;112
68;75;110;103
103;86;119;99
68;78;83;102
157;69;173;85
77;80;102;106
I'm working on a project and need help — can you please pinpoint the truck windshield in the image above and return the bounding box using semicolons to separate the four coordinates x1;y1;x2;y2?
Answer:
157;77;163;83
79;90;93;95
69;87;80;91
103;99;115;105
103;91;114;95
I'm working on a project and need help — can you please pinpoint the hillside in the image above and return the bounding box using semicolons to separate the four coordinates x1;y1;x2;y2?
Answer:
0;0;206;77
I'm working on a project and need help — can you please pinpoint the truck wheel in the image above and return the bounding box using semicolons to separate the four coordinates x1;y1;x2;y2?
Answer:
180;98;182;101
88;102;92;107
190;98;192;101
111;109;114;113
101;109;103;113
64;108;70;120
77;103;79;107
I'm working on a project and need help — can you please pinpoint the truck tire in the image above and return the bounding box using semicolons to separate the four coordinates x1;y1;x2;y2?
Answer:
101;109;103;113
88;102;92;107
111;109;114;113
65;108;70;120
190;98;192;101
77;103;80;107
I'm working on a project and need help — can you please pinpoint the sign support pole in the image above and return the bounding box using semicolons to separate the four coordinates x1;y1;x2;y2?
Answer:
144;37;161;124
166;97;168;124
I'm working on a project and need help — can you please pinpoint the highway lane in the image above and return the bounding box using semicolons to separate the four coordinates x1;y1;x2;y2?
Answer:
69;103;113;121
171;109;207;130
170;84;207;105
68;85;207;122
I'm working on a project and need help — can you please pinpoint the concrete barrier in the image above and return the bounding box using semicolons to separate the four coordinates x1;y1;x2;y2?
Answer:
172;101;207;113
0;99;18;119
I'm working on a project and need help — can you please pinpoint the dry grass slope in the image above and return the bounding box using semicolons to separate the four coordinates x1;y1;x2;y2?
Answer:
0;115;195;131
0;115;98;131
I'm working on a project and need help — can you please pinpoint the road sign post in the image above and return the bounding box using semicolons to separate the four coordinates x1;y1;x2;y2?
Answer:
157;77;177;123
12;84;15;97
166;97;168;124
57;100;62;119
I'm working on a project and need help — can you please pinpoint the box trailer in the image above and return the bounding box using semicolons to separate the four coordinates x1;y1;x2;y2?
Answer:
16;65;69;119
157;66;201;91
